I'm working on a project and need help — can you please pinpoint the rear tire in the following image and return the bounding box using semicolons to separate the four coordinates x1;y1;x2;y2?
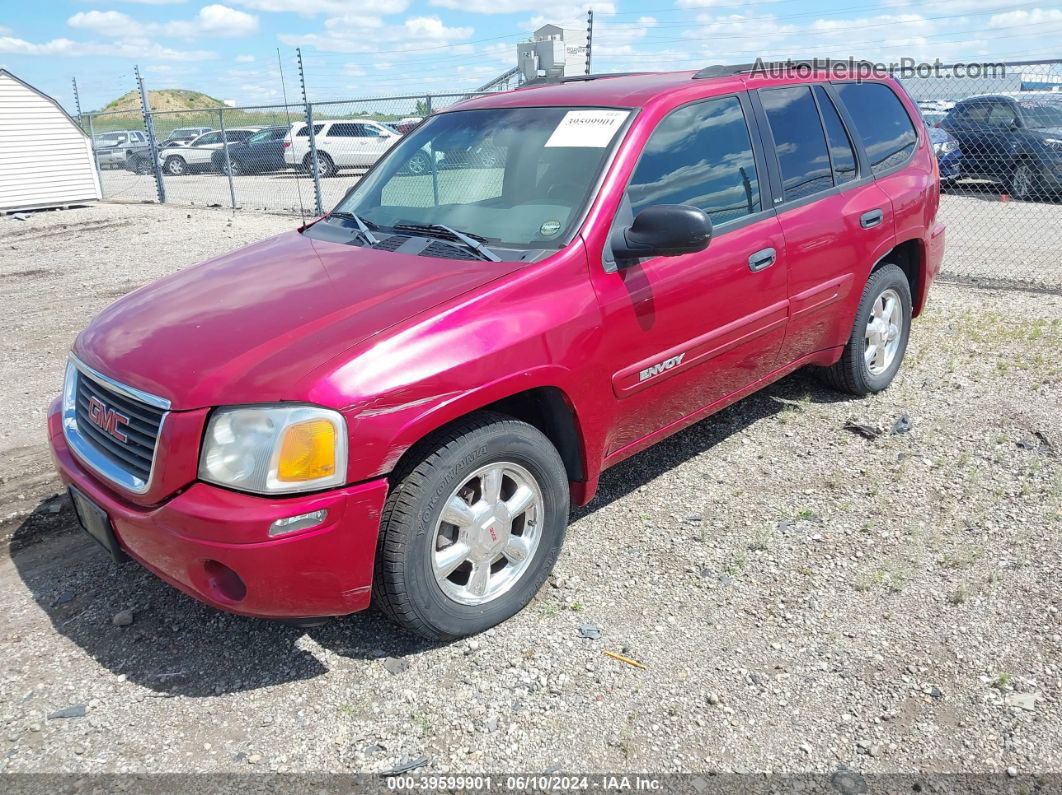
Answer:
818;263;912;395
304;152;336;178
372;411;569;640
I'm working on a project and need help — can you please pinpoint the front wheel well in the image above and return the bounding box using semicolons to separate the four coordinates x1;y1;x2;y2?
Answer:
388;387;586;489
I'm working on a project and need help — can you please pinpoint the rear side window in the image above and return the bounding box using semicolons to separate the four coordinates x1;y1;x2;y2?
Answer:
814;86;857;184
627;96;760;226
835;82;917;174
329;123;361;137
760;86;833;201
295;124;324;137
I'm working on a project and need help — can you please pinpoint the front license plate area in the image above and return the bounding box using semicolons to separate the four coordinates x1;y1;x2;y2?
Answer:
69;486;127;564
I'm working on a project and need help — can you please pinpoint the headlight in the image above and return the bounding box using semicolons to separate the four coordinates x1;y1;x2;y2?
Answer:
199;405;347;494
934;140;958;155
1044;138;1062;152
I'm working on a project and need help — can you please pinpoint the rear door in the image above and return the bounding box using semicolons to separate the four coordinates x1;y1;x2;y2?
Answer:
183;131;223;166
754;83;897;364
323;123;363;167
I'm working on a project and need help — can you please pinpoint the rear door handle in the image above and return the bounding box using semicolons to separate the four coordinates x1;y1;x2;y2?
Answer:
860;209;884;229
748;247;776;272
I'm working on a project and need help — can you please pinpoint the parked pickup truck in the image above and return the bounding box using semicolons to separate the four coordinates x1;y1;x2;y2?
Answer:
50;65;944;640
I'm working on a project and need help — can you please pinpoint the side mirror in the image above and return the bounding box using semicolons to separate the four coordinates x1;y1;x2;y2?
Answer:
611;204;712;263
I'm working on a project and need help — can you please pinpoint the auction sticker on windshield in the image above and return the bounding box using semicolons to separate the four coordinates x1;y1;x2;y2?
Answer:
545;110;630;148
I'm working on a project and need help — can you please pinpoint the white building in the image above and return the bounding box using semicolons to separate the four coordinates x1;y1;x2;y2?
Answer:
0;69;102;213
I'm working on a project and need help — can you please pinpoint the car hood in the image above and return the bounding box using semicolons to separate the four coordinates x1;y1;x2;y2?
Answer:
927;127;954;144
74;229;523;410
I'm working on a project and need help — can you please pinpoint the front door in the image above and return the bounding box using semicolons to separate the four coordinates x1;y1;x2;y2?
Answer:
587;94;789;459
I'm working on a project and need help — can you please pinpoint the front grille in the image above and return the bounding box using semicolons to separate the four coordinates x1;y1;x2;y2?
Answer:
74;371;165;484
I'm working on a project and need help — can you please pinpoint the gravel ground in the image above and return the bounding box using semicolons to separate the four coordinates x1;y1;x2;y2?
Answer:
0;201;1060;775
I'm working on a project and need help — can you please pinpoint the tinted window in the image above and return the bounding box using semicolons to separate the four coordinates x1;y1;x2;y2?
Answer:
295;124;324;137
986;101;1017;129
329;123;361;137
196;132;223;146
814;86;857;184
761;86;833;201
628;96;760;225
835;82;917;174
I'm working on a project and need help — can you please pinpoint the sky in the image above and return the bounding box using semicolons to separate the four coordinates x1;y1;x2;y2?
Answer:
1;0;1060;113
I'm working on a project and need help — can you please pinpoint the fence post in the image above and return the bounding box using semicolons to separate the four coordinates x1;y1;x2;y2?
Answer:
87;114;103;189
218;108;237;210
425;95;433;116
296;47;323;216
134;64;166;204
305;102;323;216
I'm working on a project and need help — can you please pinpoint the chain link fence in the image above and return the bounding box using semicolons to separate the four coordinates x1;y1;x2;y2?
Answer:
79;61;1062;289
83;93;485;217
900;60;1062;290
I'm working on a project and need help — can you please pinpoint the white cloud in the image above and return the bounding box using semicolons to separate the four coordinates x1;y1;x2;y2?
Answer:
80;0;188;4
231;0;407;16
684;13;797;48
0;35;214;60
164;4;259;37
989;8;1062;27
235;54;255;62
69;10;145;38
69;4;258;40
431;0;612;13
808;13;935;38
279;15;472;53
676;0;777;7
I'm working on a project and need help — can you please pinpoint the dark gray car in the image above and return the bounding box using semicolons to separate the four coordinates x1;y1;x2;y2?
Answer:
941;95;1062;200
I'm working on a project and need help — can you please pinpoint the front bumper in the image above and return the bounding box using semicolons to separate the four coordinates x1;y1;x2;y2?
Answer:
48;399;388;620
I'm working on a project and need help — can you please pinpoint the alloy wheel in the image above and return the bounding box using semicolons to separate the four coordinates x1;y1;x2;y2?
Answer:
864;287;903;375
430;462;544;606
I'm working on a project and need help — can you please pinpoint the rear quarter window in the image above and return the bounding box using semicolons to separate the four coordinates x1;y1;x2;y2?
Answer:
834;82;917;174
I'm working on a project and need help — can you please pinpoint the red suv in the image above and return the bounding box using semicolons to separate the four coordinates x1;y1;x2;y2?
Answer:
49;66;944;639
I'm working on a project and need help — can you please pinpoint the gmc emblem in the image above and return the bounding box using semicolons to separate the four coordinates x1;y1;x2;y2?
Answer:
87;396;130;443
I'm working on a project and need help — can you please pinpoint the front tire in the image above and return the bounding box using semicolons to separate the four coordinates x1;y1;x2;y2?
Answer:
163;155;186;176
819;263;912;395
373;412;569;640
1008;161;1036;201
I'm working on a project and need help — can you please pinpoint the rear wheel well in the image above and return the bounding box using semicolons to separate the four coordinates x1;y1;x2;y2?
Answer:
875;239;923;315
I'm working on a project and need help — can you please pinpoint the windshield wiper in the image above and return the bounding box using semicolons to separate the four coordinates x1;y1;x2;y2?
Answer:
392;222;501;262
328;211;380;246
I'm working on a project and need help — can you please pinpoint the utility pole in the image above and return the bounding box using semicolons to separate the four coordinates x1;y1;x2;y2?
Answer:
134;65;166;203
585;9;594;76
71;77;83;126
296;47;323;216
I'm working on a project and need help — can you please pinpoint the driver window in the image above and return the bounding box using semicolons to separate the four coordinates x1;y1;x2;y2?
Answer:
626;96;760;226
987;102;1017;129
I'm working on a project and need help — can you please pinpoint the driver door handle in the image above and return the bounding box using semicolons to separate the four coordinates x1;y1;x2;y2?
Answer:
860;209;884;229
748;247;776;272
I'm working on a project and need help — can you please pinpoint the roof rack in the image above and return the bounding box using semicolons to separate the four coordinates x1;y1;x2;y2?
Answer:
521;72;647;87
693;59;880;80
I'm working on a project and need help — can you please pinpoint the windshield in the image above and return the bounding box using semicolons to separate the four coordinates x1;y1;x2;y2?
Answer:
333;106;631;249
1020;100;1062;129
